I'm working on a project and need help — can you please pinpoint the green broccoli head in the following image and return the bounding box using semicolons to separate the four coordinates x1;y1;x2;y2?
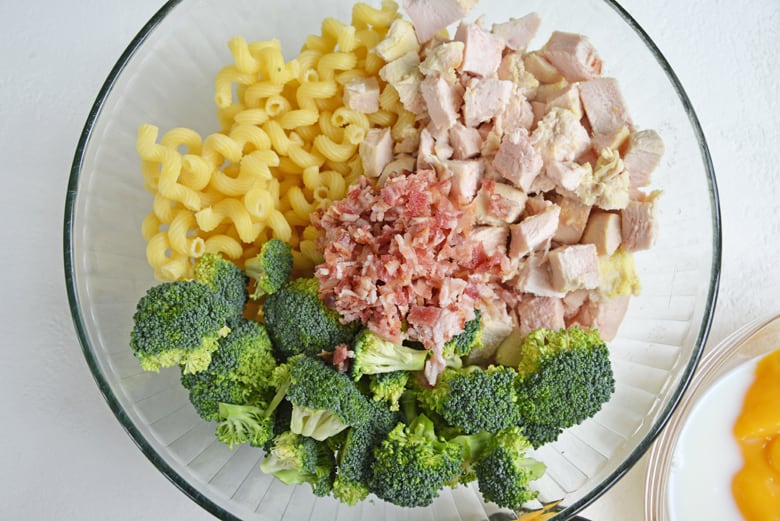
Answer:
443;310;483;358
369;414;464;508
130;280;232;374
513;326;616;447
417;365;522;435
368;371;409;411
180;317;277;421
245;239;293;299
194;253;249;315
474;427;545;509
260;431;336;497
285;356;372;441
263;278;360;360
350;329;429;381
215;402;274;449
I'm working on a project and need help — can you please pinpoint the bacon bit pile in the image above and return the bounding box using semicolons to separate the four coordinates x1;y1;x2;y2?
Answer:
314;169;497;359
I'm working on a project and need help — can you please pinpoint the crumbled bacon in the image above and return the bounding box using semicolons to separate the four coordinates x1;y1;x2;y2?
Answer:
314;170;499;354
330;343;355;373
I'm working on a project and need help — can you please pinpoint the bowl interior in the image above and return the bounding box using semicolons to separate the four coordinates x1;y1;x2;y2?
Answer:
65;0;720;519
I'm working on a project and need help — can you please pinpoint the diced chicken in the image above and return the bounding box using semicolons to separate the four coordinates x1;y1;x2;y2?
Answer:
516;295;565;336
449;123;483;159
562;288;590;320
524;193;552;215
343;76;380;114
623;129;665;188
379;51;426;114
545;83;582;118
591;125;630;154
493;128;543;191
523;51;563;84
546;160;591;192
420;41;465;83
455;22;504;77
579;77;633;146
542;31;603;82
446;159;484;204
374;19;420;62
474;179;527;225
417;127;437;170
571;294;630;341
359;127;394;178
512;254;566;297
470;225;509;256
509;204;560;259
498;53;539;97
420;75;464;131
403;0;477;43
531;107;591;164
495;86;534;134
463;77;514;127
581;210;622;255
620;192;660;251
548;243;600;292
575;148;630;210
492;12;542;51
552;194;592;244
378;155;416;186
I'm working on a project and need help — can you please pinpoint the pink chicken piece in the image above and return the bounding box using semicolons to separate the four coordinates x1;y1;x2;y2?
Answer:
420;74;464;132
493;128;544;192
449;123;483;159
552;194;592;244
542;31;603;82
621;195;659;251
513;254;566;298
470;225;510;257
462;77;514;128
492;12;542;51
623;129;665;188
547;244;600;293
581;210;622;256
570;294;630;341
509;204;560;259
343;77;380;114
446;159;484;205
403;0;477;43
360;128;394;178
474;179;528;226
579;77;633;146
455;22;505;77
516;295;565;337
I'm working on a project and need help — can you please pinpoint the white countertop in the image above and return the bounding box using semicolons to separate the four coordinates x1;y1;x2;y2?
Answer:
2;1;777;519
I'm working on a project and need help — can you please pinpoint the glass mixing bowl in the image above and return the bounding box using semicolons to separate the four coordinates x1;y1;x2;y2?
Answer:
64;0;720;519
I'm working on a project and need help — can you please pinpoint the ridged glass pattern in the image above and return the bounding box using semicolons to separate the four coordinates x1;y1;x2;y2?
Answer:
64;0;720;519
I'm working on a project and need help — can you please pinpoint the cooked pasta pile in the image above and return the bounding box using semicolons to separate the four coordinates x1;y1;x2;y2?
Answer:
137;0;418;280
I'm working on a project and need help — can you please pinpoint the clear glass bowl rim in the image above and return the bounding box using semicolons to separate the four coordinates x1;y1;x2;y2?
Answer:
63;1;722;519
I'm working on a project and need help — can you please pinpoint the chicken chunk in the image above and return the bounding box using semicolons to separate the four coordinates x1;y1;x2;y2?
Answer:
462;77;514;127
343;76;380;114
493;128;543;191
623;129;665;188
449;123;483;159
516;295;565;336
420;74;464;131
552;194;592;244
359;127;393;178
474;179;528;226
509;204;560;259
492;12;542;51
455;22;505;77
403;0;477;43
548;243;600;292
579;77;633;145
446;159;484;204
531;108;591;164
581;210;622;255
620;192;660;251
542;31;603;82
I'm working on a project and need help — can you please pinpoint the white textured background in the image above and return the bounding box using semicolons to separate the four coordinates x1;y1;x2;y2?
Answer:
1;1;777;519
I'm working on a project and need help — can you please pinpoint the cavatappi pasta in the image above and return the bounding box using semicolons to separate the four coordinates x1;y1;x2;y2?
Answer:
137;0;422;280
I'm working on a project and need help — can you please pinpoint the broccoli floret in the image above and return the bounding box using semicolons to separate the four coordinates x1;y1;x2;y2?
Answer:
259;431;336;496
474;427;545;509
443;310;483;358
284;356;372;440
350;329;430;380
369;414;463;508
215;403;274;449
368;371;409;411
263;278;360;359
130;280;232;374
194;253;249;315
511;326;616;447
417;365;522;435
180;317;276;421
332;400;399;505
245;239;293;299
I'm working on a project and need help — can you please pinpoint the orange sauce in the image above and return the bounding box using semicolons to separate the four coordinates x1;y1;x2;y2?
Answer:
733;349;780;520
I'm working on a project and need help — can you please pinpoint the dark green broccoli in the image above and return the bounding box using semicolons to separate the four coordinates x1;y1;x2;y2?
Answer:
259;431;336;497
369;414;463;508
130;280;232;374
194;252;249;315
263;278;360;359
417;365;522;435
180;317;276;421
283;356;372;440
509;326;616;448
332;400;399;505
443;310;483;358
473;427;545;509
215;402;274;449
368;371;409;411
245;238;293;299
